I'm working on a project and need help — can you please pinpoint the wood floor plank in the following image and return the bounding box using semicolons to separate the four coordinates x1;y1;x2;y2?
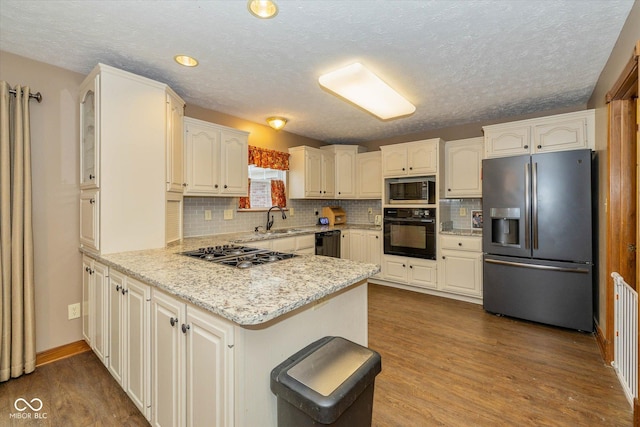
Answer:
368;284;633;426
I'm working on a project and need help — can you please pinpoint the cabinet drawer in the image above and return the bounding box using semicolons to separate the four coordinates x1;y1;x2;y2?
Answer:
440;234;482;252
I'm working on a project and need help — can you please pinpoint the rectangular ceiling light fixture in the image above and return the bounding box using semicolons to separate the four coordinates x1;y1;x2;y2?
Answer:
318;62;416;120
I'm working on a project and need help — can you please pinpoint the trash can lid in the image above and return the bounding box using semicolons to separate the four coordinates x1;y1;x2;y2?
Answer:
287;336;373;396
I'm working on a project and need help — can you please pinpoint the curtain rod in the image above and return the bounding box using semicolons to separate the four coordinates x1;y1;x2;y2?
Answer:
9;88;42;103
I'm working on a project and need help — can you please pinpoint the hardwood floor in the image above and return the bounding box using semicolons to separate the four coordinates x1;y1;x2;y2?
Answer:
0;284;632;426
368;284;633;426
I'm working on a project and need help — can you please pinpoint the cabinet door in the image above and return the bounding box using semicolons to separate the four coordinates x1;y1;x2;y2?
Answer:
166;93;185;192
80;189;99;251
80;75;99;188
407;259;437;290
357;152;382;199
305;149;323;197
365;231;382;267
408;141;437;175
440;250;482;297
152;291;185;427
107;270;125;386
220;131;248;196
126;278;151;421
335;149;357;198
82;256;92;344
340;230;350;259
92;261;108;364
321;151;335;198
184;122;220;195
533;117;587;153
166;192;183;245
246;240;272;250
185;306;234;427
381;145;407;177
382;255;408;282
349;230;366;262
272;236;296;253
445;138;483;198
484;126;531;158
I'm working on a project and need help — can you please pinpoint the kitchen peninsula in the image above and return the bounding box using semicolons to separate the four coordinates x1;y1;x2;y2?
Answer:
82;231;379;427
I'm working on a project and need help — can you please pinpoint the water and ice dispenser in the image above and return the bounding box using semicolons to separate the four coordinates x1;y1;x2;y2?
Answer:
490;208;520;246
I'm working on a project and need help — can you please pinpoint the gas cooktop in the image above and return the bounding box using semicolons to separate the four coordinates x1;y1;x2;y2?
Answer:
181;245;298;269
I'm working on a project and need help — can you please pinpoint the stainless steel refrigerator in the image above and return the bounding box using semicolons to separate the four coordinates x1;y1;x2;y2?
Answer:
482;149;594;331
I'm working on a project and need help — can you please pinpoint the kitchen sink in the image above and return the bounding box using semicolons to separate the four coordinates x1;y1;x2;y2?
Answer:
259;228;304;235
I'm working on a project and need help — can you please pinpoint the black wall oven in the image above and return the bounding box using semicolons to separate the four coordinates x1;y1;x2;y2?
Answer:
383;208;436;260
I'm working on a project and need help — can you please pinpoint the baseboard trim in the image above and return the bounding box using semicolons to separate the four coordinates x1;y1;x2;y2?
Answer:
36;340;91;367
594;323;611;363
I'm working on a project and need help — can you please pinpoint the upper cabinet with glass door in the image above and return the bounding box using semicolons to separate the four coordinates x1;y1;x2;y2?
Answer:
80;74;99;189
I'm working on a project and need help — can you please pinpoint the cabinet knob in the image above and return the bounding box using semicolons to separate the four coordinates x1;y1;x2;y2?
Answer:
224;185;228;189
89;174;95;180
409;265;413;269
85;266;90;272
121;288;128;295
116;285;121;292
409;167;413;170
215;184;219;188
537;145;542;149
402;167;405;171
182;183;187;187
442;256;445;260
376;236;379;239
338;192;341;195
170;317;177;327
89;198;95;204
181;324;190;334
458;242;462;246
524;145;529;149
402;264;406;268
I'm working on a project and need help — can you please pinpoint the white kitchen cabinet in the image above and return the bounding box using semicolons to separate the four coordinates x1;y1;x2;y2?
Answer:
381;139;441;177
340;229;350;259
107;270;125;386
152;290;234;427
166;90;185;193
183;117;249;197
438;234;483;298
288;146;335;199
82;255;108;364
321;145;365;199
356;151;382;199
80;189;99;251
79;63;180;254
444;137;483;198
382;255;437;290
365;230;382;269
347;229;366;262
483;109;595;159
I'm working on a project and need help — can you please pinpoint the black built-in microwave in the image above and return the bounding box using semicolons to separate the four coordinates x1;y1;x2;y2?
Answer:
388;178;436;204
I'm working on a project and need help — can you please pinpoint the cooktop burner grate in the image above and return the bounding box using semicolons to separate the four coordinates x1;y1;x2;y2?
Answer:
181;245;298;268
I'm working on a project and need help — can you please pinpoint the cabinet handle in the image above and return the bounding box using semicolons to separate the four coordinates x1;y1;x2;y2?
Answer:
524;145;529;149
170;317;177;327
116;285;121;292
89;174;95;180
121;288;128;295
181;324;190;334
537;145;542;149
89;198;95;204
85;266;90;272
182;183;187;187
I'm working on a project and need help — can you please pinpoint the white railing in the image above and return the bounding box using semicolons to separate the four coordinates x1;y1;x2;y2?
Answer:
612;272;638;406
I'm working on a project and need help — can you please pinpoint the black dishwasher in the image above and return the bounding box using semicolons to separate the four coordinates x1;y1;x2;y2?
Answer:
315;230;341;258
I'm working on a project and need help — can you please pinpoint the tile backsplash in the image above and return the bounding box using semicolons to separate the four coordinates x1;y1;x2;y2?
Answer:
439;198;482;231
183;197;382;237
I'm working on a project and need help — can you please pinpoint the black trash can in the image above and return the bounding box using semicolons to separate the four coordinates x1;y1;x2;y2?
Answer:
270;336;382;426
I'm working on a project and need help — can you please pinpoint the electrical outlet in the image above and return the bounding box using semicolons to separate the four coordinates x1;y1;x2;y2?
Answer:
224;209;233;220
368;207;373;215
204;210;212;221
68;303;81;320
459;207;467;216
289;208;294;216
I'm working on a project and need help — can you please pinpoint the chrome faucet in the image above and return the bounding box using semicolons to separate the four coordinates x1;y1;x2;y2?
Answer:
266;205;287;231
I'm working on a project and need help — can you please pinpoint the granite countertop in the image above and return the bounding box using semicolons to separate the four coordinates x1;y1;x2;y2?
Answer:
231;223;381;243
87;226;380;327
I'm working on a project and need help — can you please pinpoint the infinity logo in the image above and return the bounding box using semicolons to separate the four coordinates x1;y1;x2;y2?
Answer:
14;398;43;412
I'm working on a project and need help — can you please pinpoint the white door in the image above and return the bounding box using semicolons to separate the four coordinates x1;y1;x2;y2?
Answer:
440;251;482;297
407;259;438;290
220;131;248;196
152;291;185;427
79;189;99;251
166;93;185;192
321;152;336;198
408;141;438;175
184;122;220;195
357;152;382;198
82;256;92;344
335;149;356;198
92;262;108;364
127;278;152;421
366;231;382;267
382;256;408;282
107;270;125;386
185;306;235;427
382;145;407;176
305;149;323;197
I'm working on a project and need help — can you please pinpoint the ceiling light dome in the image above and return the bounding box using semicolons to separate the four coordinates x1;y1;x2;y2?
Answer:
266;117;287;130
248;0;278;19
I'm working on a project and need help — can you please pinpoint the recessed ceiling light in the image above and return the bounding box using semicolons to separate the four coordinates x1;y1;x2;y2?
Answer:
266;116;287;130
318;62;416;120
247;0;278;19
174;55;199;67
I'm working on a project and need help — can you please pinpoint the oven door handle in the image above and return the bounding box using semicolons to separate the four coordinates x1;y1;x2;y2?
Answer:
384;218;434;223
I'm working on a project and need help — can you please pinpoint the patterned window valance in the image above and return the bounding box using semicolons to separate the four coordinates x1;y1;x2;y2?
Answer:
248;145;289;170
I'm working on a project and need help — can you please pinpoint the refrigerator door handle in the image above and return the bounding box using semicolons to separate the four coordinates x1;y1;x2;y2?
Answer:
524;163;531;249
532;162;539;250
485;258;590;274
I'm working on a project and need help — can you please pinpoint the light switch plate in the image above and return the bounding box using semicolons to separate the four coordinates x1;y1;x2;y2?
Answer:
289;208;294;216
204;210;212;221
224;209;233;220
459;207;467;216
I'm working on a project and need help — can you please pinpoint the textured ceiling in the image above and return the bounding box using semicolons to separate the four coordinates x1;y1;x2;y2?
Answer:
0;0;634;143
